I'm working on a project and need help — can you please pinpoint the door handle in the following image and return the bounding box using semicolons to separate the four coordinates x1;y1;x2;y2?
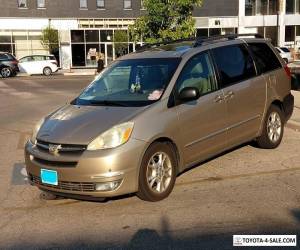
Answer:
214;95;224;103
224;91;234;100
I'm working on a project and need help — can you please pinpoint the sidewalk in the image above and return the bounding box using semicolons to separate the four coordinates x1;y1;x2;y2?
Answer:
16;68;97;77
60;68;97;76
290;90;300;129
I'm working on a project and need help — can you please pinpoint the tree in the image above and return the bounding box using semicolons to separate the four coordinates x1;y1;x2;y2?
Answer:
113;30;129;57
40;26;59;53
129;0;203;43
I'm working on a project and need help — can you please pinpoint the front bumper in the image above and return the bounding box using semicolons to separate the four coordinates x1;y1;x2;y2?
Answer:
24;139;148;199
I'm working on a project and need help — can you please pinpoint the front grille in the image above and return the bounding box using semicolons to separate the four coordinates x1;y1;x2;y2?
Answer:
36;140;86;155
29;174;96;192
33;157;77;168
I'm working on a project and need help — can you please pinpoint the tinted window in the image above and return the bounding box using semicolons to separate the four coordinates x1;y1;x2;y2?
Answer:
177;52;217;96
212;44;256;87
280;47;290;53
33;56;45;61
0;54;9;60
19;56;33;63
248;42;282;74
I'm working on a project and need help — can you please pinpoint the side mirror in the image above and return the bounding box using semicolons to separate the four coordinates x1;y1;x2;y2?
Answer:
178;87;200;103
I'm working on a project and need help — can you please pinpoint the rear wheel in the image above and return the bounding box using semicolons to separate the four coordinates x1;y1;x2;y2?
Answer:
43;67;52;76
1;67;12;78
137;142;177;202
256;105;284;149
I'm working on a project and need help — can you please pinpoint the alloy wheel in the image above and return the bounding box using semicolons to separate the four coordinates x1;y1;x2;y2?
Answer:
146;152;172;194
1;68;11;78
267;111;282;143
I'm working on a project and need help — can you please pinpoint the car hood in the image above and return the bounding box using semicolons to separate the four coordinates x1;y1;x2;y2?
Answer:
37;104;146;145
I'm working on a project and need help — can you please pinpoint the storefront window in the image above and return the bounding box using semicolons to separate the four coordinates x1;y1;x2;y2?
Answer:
72;44;85;66
285;26;295;42
85;30;99;42
257;0;268;14
100;30;113;42
296;26;300;36
86;44;99;67
71;30;84;43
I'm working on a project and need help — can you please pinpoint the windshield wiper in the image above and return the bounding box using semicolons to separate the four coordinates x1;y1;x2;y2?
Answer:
89;100;128;107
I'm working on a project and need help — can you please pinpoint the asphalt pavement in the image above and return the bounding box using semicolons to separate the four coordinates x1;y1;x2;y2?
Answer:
0;76;299;249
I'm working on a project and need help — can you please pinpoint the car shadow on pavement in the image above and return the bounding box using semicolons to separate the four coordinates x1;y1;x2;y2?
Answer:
5;215;300;250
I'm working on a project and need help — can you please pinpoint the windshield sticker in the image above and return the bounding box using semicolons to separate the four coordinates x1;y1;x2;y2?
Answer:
148;90;163;100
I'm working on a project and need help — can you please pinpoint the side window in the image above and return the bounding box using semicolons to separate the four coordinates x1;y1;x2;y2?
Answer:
177;52;217;96
212;44;256;88
0;54;9;60
33;56;44;61
20;56;33;63
248;43;282;74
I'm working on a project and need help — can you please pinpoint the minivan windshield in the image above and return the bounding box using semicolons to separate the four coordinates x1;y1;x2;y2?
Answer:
75;58;181;107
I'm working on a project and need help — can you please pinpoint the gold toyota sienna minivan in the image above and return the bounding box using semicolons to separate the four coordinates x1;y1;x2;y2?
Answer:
25;35;294;202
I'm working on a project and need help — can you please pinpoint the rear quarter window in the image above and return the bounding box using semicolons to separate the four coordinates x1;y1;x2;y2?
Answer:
211;44;256;88
247;43;282;74
0;54;11;60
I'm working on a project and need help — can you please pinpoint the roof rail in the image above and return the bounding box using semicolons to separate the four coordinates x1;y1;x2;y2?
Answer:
135;33;264;52
136;37;195;52
194;33;263;47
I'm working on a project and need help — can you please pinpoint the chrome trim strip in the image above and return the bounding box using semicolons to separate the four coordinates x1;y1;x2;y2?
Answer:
227;115;260;131
184;115;260;148
185;128;227;148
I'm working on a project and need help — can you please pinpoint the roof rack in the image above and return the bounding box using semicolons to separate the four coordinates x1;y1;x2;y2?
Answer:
136;33;264;52
194;33;264;47
136;37;195;52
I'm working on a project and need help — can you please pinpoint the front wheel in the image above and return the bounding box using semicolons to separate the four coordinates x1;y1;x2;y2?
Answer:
43;67;52;76
137;142;177;202
256;105;284;149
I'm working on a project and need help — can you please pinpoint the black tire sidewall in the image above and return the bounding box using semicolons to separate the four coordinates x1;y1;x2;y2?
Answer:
138;143;177;202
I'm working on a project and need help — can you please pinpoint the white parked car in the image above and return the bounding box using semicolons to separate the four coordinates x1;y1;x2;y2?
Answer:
18;55;59;76
275;47;293;63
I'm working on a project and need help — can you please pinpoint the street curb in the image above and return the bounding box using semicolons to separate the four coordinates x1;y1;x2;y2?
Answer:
286;120;300;132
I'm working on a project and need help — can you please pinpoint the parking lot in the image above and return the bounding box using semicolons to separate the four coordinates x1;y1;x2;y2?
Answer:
0;76;300;249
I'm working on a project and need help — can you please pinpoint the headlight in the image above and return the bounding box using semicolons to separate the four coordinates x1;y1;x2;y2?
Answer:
87;122;134;150
30;118;45;144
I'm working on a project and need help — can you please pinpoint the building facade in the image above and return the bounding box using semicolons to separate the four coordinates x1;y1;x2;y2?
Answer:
0;0;299;69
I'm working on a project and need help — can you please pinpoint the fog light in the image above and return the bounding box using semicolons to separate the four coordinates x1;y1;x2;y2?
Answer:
95;180;122;191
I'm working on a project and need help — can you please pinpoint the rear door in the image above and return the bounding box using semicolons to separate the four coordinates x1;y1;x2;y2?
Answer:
211;44;266;147
175;52;228;166
31;56;46;74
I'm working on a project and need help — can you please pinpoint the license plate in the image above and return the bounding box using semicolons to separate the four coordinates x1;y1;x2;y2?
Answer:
41;169;58;186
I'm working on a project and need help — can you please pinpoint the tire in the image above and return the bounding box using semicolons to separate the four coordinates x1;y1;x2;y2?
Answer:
256;105;284;149
43;67;52;76
137;142;177;202
1;67;12;78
